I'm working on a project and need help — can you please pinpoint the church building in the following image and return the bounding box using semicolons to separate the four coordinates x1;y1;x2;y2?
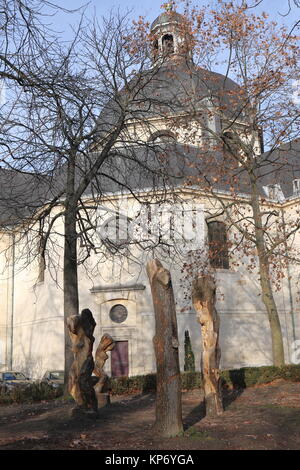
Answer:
0;4;299;379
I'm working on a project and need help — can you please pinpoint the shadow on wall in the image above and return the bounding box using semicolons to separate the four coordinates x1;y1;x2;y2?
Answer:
13;318;64;379
220;267;295;365
178;306;276;371
220;315;273;368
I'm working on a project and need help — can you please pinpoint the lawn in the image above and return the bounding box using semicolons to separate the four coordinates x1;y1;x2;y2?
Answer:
0;379;299;450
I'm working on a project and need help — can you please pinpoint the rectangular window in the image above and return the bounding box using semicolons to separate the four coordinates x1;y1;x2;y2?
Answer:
293;179;300;196
207;221;229;269
37;235;46;283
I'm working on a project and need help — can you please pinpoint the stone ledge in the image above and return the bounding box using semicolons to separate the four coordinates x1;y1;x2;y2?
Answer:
90;284;146;294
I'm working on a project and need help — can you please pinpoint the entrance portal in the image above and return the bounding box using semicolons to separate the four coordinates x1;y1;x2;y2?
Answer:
111;340;129;377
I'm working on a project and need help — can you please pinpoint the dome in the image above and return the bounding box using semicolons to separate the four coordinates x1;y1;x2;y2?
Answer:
97;61;247;141
150;10;185;32
132;62;245;120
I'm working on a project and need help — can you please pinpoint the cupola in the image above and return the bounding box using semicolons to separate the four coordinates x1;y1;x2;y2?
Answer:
150;2;193;63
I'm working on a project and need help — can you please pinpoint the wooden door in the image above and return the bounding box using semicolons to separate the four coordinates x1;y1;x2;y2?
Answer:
111;341;129;377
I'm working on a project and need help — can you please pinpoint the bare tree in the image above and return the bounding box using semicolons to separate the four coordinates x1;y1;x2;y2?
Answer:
147;259;183;437
0;7;185;388
171;1;300;366
226;0;300;14
0;0;80;85
192;274;223;417
1;0;299;391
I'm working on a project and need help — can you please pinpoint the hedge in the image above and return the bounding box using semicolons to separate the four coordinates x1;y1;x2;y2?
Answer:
1;364;299;404
0;382;63;405
109;364;300;395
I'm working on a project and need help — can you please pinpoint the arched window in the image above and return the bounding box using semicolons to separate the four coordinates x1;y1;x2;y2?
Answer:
149;130;176;143
100;214;131;251
37;234;46;283
162;34;174;54
207;221;229;269
222;130;245;163
153;39;159;59
222;131;235;153
293;179;300;196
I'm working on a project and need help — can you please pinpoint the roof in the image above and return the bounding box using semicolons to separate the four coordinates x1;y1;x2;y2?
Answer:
0;140;299;229
256;139;300;200
96;60;247;142
0;168;53;226
150;10;185;31
79;139;300;201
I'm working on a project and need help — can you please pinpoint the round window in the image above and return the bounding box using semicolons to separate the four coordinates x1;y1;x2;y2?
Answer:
109;304;128;323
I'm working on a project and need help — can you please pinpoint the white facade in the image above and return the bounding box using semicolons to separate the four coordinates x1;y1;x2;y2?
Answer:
0;191;299;379
0;6;299;380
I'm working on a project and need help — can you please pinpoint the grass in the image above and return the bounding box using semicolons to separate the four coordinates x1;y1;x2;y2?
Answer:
184;427;213;440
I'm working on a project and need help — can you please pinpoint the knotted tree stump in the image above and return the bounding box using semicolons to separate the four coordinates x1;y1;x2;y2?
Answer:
93;334;115;408
147;259;183;438
67;308;98;417
192;274;224;417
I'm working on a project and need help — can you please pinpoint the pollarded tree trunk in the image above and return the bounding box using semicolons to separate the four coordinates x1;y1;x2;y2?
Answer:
93;334;115;408
67;308;98;416
192;274;224;417
146;259;183;438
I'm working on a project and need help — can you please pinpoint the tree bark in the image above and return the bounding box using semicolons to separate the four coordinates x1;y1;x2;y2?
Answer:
192;274;224;417
146;259;183;438
67;309;98;416
250;178;285;366
93;334;115;408
63;195;79;395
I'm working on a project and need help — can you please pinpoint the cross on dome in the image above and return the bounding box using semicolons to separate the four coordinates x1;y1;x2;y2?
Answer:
163;2;175;12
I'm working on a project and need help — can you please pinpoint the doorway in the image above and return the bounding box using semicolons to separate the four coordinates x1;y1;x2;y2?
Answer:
111;340;129;377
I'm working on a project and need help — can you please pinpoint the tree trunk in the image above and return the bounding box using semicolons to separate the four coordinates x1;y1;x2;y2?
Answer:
93;334;115;408
250;178;285;366
146;259;183;438
64;203;79;394
259;261;285;366
67;309;98;416
192;274;223;417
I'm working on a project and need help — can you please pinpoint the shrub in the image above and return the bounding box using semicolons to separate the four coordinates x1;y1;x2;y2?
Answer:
181;371;202;390
109;364;300;395
184;330;196;372
0;382;63;405
222;365;300;389
110;374;156;395
1;364;299;403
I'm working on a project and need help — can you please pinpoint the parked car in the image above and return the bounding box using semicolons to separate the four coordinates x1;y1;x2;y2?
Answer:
41;370;64;389
0;371;32;392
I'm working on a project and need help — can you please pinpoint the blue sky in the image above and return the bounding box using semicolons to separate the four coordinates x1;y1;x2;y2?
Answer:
47;0;299;39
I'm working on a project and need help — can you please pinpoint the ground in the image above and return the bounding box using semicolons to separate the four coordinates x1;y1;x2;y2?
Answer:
0;379;299;450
